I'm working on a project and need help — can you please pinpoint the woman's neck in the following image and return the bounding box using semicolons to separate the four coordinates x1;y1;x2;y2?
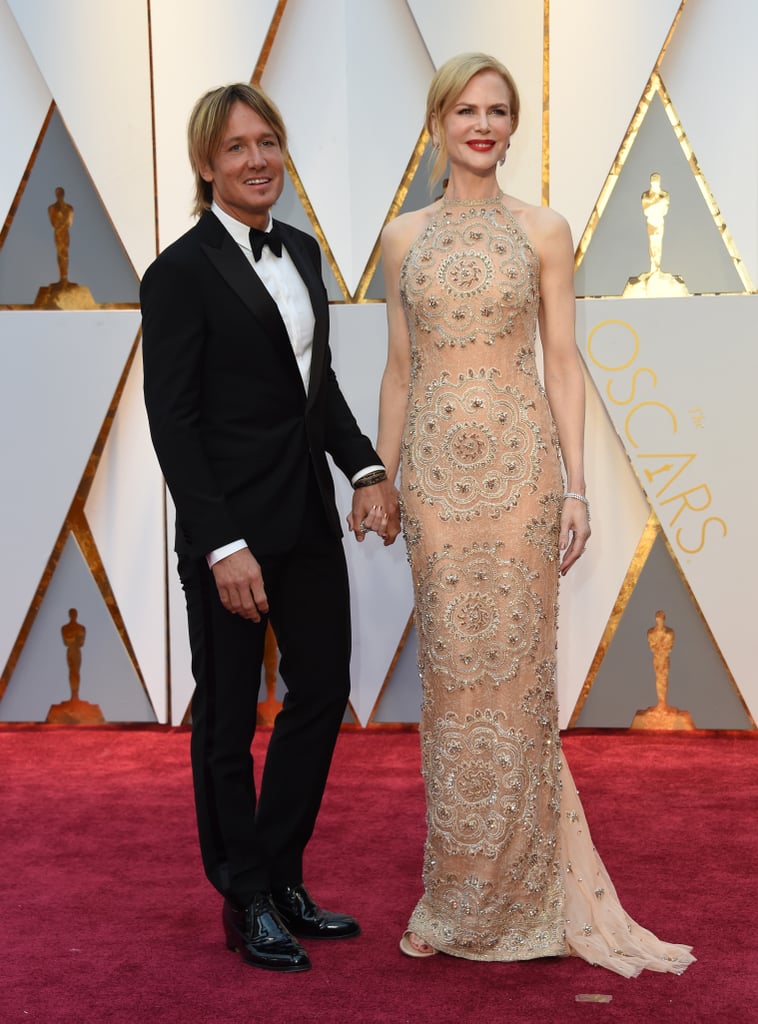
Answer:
443;170;502;202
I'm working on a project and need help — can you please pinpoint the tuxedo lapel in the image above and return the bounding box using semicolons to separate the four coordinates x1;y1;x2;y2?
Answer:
197;215;303;385
277;221;329;409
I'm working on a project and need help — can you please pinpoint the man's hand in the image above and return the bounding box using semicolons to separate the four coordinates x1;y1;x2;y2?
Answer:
211;547;269;620
347;481;401;546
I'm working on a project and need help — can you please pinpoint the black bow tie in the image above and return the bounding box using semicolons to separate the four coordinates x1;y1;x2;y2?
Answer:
249;223;283;261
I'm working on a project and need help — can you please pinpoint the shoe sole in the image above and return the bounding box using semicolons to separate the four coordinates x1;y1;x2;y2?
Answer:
284;924;361;940
226;940;311;972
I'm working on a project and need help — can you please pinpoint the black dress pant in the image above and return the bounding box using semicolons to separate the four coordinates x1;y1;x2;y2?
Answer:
178;492;352;907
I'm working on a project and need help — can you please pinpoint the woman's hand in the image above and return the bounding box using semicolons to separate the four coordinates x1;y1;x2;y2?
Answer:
559;496;591;576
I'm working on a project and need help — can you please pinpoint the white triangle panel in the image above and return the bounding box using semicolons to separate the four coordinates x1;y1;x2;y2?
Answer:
579;296;757;723
407;0;544;207
0;310;137;674
262;0;433;296
150;0;281;254
660;1;758;287
556;348;651;728
7;0;155;277
0;0;52;226
550;0;683;248
328;304;414;724
85;342;168;722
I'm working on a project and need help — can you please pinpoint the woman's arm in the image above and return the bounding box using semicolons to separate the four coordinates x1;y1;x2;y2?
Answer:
530;206;591;574
375;214;420;482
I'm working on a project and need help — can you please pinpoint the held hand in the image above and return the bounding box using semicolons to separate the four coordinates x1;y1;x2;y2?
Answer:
349;482;401;546
559;497;591;576
211;547;269;620
348;502;396;545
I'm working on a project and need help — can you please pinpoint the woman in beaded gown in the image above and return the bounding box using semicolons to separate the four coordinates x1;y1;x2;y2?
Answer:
366;53;694;977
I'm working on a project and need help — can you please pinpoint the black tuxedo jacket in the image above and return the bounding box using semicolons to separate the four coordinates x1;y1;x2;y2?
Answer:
141;210;378;560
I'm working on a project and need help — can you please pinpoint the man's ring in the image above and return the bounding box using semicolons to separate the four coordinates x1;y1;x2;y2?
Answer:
360;520;371;533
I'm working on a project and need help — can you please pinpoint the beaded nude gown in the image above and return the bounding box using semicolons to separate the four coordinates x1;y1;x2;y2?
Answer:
398;193;694;977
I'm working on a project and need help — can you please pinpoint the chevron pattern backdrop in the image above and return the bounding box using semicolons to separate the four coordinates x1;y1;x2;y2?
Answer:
0;0;754;731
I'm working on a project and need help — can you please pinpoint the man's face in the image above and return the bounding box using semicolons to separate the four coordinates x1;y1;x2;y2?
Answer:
200;100;285;228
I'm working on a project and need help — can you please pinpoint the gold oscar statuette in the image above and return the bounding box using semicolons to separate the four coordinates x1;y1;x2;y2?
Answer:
256;622;283;727
623;173;689;298
45;608;105;724
631;610;695;730
33;187;97;310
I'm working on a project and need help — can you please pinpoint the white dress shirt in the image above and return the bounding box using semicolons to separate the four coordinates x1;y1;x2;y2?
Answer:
212;202;315;391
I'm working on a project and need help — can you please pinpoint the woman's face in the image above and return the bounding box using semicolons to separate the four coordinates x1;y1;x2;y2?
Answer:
438;70;515;177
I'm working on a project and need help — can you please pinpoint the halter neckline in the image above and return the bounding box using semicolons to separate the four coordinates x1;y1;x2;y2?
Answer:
441;189;504;207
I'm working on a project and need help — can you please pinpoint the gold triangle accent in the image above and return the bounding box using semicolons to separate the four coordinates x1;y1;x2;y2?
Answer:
567;513;659;727
353;127;430;303
284;151;350;302
0;332;143;705
252;0;289;85
654;74;753;292
0;102;54;251
653;1;689;76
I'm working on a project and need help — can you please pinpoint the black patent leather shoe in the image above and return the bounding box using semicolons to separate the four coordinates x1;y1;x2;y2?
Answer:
223;893;311;972
271;884;361;939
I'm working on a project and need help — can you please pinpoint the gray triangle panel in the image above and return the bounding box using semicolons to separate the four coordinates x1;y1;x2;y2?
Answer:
0;107;139;306
575;92;743;298
0;534;156;722
575;534;750;729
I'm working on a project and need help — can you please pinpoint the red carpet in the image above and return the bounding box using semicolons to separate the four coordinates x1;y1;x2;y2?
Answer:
1;727;755;1023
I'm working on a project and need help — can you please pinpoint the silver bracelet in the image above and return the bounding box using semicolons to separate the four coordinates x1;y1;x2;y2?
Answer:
564;492;590;519
563;491;589;507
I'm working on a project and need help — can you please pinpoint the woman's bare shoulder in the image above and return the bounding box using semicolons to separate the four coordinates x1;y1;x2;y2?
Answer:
382;202;439;257
505;195;572;248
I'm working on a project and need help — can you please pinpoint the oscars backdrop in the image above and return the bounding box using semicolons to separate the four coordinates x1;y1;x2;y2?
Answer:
0;0;754;731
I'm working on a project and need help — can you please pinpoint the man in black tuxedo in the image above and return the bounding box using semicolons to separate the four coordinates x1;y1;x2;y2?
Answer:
141;83;398;973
